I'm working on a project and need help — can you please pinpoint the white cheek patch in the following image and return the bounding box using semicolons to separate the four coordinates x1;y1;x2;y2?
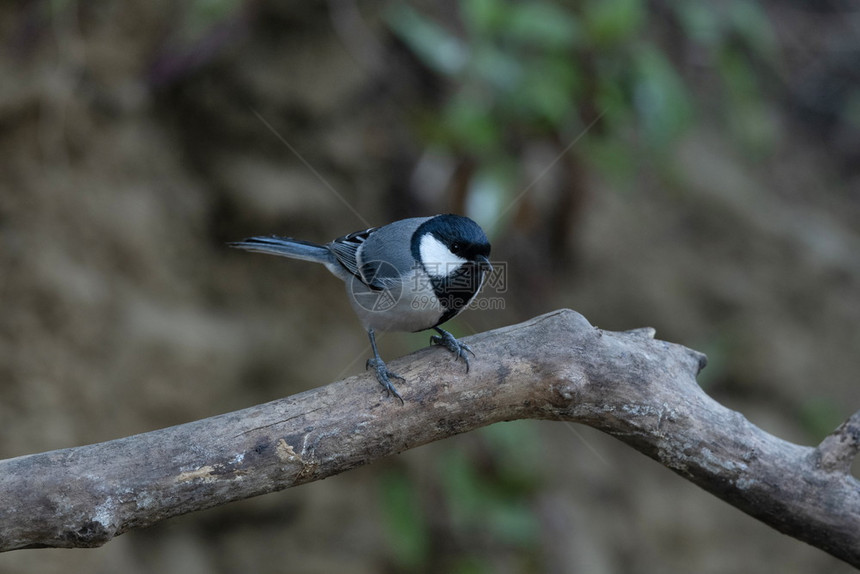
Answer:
419;234;467;277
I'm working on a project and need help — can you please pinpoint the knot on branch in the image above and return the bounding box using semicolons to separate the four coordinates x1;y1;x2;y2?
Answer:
813;410;860;474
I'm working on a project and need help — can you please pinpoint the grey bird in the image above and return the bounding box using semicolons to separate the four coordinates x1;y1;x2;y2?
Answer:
230;214;493;402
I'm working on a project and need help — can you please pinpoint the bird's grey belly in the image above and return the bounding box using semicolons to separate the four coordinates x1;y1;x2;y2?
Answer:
345;277;443;333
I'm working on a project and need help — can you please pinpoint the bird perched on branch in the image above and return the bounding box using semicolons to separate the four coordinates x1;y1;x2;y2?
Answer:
230;214;493;403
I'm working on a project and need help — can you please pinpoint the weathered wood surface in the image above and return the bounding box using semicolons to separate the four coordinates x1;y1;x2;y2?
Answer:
1;310;857;566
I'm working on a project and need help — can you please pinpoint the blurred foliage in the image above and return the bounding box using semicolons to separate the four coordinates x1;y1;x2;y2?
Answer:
181;0;245;41
845;93;860;131
380;1;791;565
380;469;430;569
380;421;544;571
797;397;846;443
438;424;542;546
385;0;778;217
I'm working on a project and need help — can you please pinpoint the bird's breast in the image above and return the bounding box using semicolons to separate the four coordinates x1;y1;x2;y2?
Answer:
345;267;443;332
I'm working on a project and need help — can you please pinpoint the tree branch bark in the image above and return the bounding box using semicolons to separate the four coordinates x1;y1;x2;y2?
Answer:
1;310;858;565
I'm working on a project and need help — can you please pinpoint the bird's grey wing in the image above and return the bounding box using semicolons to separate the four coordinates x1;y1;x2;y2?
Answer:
357;217;430;289
327;227;377;282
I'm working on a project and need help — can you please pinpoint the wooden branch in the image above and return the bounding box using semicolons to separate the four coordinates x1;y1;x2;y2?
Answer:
1;310;858;565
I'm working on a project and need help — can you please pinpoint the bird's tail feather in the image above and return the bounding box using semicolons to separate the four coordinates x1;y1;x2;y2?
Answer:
229;236;334;264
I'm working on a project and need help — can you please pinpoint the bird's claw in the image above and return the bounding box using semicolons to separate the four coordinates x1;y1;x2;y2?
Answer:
366;357;405;404
430;329;475;372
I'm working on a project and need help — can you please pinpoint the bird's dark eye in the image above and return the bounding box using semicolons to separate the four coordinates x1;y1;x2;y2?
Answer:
451;242;462;253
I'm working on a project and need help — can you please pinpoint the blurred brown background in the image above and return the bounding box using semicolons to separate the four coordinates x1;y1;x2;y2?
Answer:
1;1;859;572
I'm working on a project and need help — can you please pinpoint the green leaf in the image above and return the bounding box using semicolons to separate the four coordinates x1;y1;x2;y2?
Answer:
443;91;501;154
462;0;505;37
487;502;540;546
582;135;636;184
634;47;693;146
505;2;583;50
472;44;523;93
728;0;778;59
584;0;645;46
843;90;860;129
385;4;468;75
379;470;429;569
798;399;845;443
517;57;580;124
717;46;777;154
673;3;724;47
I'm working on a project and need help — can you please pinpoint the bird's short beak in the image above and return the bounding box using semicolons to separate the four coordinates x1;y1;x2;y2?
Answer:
476;255;493;272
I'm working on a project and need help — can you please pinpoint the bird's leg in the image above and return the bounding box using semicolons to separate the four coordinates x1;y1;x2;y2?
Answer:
430;327;475;372
365;329;405;404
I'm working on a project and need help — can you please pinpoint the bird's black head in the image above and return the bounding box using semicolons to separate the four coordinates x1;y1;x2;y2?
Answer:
412;214;491;271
